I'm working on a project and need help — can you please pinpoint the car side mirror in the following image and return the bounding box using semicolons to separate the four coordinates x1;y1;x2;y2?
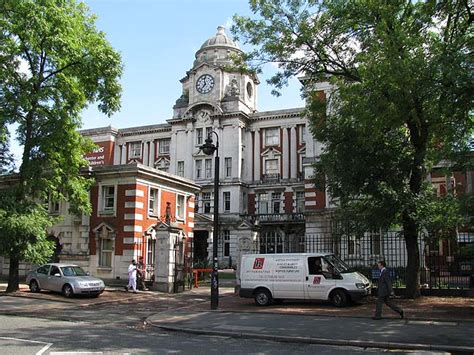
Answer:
54;273;61;277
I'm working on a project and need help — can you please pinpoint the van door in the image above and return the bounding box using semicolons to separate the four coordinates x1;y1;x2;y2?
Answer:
272;255;305;299
305;256;336;300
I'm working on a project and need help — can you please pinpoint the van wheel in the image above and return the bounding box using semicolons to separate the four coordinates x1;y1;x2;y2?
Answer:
331;289;347;307
254;289;272;306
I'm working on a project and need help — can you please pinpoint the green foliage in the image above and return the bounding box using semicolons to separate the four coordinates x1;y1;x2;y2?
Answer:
234;0;473;297
0;126;15;174
0;189;56;263
0;0;122;289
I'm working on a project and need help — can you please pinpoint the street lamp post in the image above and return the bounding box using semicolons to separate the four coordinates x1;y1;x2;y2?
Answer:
200;131;219;310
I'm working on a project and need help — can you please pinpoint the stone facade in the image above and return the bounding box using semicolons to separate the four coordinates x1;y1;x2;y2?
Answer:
78;27;330;270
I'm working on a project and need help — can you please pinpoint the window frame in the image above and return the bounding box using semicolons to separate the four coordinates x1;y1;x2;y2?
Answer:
195;160;202;179
177;161;185;177
99;237;114;267
265;159;279;175
196;128;203;145
223;229;230;257
205;158;212;179
265;127;280;146
176;194;186;221
223;191;231;212
296;191;305;213
148;187;159;216
258;193;269;214
158;139;170;155
100;184;116;214
224;157;232;178
202;192;212;213
129;141;142;159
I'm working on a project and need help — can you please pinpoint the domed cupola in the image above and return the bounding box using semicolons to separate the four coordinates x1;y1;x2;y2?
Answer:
193;26;243;68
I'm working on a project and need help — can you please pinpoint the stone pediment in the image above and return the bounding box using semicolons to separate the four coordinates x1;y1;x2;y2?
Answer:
261;146;282;157
92;222;116;234
237;220;253;230
194;213;214;223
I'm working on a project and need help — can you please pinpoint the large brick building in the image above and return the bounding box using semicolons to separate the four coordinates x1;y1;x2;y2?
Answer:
77;26;332;271
1;27;471;288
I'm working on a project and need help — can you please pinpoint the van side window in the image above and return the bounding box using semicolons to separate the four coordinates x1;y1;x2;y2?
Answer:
308;257;323;275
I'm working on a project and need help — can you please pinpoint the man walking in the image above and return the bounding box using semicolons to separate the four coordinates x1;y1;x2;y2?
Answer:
373;260;404;320
137;256;147;291
125;259;137;293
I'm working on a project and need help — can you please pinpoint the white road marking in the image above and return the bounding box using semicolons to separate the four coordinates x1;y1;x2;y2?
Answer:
0;336;53;355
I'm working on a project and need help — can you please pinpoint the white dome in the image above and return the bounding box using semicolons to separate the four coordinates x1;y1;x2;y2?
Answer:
198;26;240;52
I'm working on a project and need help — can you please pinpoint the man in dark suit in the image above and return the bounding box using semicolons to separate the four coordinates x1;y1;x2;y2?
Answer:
373;260;404;320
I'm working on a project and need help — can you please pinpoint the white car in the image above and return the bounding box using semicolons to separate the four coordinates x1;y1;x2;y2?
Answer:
26;263;105;298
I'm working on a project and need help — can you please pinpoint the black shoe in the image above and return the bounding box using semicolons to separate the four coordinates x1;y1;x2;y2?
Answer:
400;311;404;319
372;316;382;320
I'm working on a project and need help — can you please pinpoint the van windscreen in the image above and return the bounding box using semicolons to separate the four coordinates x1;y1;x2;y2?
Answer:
324;255;350;273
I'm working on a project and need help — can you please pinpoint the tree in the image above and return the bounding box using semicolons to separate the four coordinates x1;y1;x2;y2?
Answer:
0;0;122;292
233;0;473;298
0;127;15;174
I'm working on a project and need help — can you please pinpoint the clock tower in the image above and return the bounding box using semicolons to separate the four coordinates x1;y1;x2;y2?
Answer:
172;26;259;119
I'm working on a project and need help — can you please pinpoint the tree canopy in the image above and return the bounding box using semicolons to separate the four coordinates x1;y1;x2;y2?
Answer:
0;0;122;292
233;0;473;297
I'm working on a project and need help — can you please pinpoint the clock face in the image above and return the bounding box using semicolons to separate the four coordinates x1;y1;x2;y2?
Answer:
196;74;215;94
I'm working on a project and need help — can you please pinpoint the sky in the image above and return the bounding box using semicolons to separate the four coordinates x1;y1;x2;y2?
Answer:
7;0;305;164
79;0;305;130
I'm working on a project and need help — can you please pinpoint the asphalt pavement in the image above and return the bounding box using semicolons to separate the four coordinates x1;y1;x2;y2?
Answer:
1;283;473;353
147;309;474;353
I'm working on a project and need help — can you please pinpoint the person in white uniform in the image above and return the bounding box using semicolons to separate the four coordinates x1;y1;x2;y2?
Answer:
125;259;137;293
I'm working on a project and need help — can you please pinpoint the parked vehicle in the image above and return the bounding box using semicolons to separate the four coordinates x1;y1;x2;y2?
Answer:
238;253;371;307
26;263;105;298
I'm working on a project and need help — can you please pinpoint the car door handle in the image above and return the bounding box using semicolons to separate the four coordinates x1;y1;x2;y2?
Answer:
306;276;308;281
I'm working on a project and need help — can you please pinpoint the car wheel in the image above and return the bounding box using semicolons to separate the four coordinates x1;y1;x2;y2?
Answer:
62;284;74;298
254;288;272;306
29;280;40;293
331;289;348;307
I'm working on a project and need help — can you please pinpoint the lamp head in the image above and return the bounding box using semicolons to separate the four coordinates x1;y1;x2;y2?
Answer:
201;137;217;155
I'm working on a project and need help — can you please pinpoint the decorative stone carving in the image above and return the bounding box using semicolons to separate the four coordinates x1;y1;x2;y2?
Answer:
225;78;240;97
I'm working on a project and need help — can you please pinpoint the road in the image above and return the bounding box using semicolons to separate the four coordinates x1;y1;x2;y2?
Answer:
0;293;452;354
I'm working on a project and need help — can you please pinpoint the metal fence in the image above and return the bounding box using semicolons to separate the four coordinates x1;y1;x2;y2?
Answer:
247;231;474;290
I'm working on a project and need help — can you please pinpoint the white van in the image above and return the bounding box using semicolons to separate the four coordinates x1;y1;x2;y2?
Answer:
238;253;371;307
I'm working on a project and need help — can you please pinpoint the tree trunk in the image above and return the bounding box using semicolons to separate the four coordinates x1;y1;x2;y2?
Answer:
403;214;421;299
6;255;20;293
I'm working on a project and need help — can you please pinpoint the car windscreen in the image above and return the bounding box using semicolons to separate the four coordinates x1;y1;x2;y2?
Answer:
60;266;88;277
324;254;350;273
